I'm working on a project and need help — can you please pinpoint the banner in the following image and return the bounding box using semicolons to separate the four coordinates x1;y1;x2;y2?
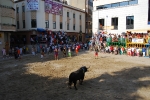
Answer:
26;0;39;11
45;0;63;15
132;38;144;43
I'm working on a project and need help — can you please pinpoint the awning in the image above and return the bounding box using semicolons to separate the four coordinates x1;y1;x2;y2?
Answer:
37;28;46;32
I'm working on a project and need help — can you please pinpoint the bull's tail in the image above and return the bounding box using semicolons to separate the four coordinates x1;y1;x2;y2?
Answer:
68;75;72;88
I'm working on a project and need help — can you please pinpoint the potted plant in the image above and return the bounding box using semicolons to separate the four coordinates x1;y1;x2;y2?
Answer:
139;49;142;57
148;48;150;58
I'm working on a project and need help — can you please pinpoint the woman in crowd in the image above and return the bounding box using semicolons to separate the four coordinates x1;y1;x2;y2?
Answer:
54;48;58;60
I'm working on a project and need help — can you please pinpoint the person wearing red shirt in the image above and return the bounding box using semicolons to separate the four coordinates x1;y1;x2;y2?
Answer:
110;45;114;54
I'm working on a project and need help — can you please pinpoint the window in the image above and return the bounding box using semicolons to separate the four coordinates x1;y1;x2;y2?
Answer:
73;24;75;30
96;0;138;10
23;20;25;28
67;23;69;30
111;3;119;7
73;13;75;18
45;21;49;28
22;6;25;12
31;19;37;28
97;6;104;9
17;21;19;29
80;15;81;19
99;19;105;30
126;16;134;29
53;21;56;29
120;1;129;6
129;0;138;5
67;12;69;17
103;4;111;8
17;7;19;13
99;19;105;26
60;22;63;29
111;17;118;30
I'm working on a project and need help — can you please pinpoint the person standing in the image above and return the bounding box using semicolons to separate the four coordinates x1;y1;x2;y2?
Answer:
23;46;26;54
17;48;21;59
54;48;58;60
95;47;99;59
142;47;146;57
14;48;18;60
63;47;66;57
2;47;6;59
32;46;35;56
75;46;78;56
41;48;44;59
68;47;71;57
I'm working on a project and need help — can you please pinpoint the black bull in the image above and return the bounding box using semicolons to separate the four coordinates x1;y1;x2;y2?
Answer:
68;66;89;90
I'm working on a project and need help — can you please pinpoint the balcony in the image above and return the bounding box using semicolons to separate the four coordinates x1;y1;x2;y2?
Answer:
86;25;92;29
126;25;134;29
111;25;118;30
86;17;92;22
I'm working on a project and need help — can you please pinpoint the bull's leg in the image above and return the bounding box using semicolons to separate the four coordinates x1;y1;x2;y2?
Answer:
79;79;83;85
68;82;72;89
73;81;77;90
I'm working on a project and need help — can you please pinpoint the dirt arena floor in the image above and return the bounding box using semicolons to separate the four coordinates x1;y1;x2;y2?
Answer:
0;51;150;100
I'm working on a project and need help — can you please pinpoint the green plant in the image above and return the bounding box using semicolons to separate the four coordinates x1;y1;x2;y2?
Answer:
139;50;143;57
148;49;150;54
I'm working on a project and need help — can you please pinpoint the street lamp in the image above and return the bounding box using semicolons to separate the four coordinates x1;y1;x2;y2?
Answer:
106;15;108;33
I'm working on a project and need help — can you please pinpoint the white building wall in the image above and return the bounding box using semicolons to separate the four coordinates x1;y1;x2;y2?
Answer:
92;0;150;34
15;0;85;33
36;0;45;29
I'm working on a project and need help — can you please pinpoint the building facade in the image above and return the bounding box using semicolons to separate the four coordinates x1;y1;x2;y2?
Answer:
0;0;16;56
93;0;150;34
66;0;93;39
13;0;85;45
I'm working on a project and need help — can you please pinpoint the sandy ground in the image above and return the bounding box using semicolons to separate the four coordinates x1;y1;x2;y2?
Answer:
0;51;150;100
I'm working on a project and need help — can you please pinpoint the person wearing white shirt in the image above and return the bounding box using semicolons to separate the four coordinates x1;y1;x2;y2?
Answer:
2;48;6;59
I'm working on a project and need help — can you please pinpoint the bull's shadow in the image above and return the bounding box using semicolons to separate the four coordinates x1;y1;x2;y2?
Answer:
0;65;150;100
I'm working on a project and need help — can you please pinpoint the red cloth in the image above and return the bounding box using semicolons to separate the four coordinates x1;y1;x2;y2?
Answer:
110;46;113;51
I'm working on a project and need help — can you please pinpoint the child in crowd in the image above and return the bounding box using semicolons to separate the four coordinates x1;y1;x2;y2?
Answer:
105;46;108;53
121;46;125;55
75;46;78;56
41;49;44;59
68;47;71;57
110;45;114;54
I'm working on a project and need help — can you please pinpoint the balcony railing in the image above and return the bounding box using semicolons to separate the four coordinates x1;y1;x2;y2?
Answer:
53;0;68;5
86;25;92;29
111;25;118;30
126;25;134;29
